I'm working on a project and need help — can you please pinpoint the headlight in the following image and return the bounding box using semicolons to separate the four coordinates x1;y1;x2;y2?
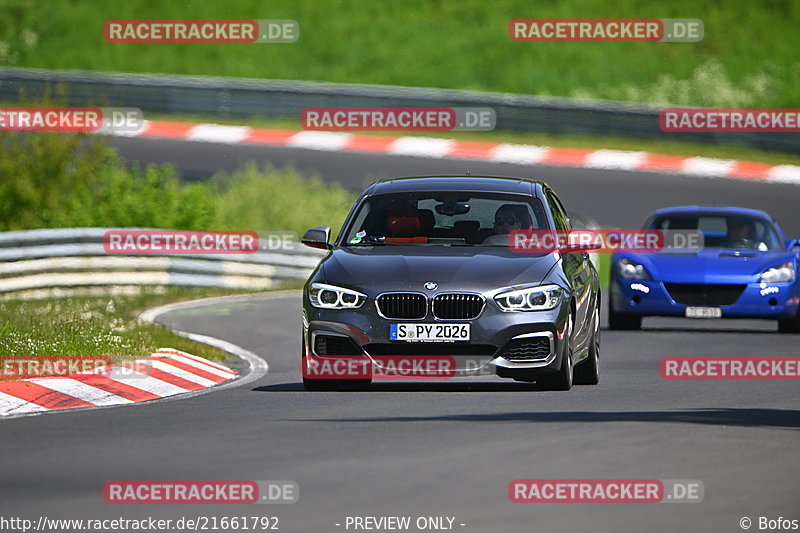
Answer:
494;284;563;312
308;283;367;309
760;262;795;284
618;258;651;280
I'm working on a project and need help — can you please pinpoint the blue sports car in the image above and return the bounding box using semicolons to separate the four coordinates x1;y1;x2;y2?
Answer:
609;206;800;332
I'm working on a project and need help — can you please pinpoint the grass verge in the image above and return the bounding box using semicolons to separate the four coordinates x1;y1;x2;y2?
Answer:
0;285;296;367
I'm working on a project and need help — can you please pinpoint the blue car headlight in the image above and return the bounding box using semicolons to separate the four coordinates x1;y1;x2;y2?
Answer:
618;258;651;280
494;284;563;312
760;262;795;284
308;282;367;309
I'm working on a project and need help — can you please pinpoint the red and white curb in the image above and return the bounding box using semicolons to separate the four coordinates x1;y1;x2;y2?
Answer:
106;120;800;185
0;349;236;419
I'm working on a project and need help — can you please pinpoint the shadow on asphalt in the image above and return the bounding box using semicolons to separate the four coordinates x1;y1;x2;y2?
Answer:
269;407;800;429
601;325;780;334
254;381;552;393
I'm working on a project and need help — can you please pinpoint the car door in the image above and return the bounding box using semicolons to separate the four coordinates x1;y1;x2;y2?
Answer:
546;189;592;352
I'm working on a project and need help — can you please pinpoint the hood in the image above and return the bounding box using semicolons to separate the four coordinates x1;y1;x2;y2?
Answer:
621;248;795;284
321;246;560;293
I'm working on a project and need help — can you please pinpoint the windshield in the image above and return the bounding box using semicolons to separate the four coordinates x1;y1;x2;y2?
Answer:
341;192;548;246
648;213;783;251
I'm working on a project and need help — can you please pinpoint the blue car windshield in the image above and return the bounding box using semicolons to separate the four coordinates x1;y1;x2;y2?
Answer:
648;213;783;252
341;192;549;246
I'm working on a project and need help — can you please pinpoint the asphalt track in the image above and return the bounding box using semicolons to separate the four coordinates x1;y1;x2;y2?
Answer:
1;137;798;533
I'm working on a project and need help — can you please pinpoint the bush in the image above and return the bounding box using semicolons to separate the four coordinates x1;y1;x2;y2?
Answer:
214;163;356;237
0;125;356;234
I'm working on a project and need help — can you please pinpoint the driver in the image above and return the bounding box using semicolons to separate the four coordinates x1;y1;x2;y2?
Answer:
494;207;522;235
725;217;756;249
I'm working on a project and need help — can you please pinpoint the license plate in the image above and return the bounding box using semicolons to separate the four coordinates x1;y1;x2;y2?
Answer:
685;306;722;318
390;323;470;342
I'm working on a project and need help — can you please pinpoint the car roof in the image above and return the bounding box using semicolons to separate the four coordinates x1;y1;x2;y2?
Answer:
364;176;545;195
650;205;773;220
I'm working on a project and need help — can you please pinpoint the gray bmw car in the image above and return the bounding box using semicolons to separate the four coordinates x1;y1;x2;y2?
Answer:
301;176;601;391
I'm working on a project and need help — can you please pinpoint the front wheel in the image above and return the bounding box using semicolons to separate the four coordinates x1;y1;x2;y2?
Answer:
778;307;800;333
574;305;600;385
608;297;641;330
301;354;338;391
540;313;573;391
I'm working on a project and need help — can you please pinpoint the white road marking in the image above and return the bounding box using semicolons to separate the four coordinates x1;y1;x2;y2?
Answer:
26;378;132;406
0;391;50;416
766;165;800;185
680;157;735;177
489;144;549;164
186;124;251;144
150;360;218;387
585;150;647;170
288;131;352;151
388;137;454;158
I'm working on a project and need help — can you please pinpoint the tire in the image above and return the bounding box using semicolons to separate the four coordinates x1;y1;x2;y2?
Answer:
540;313;573;391
574;305;600;385
301;336;338;391
608;296;641;330
301;354;339;391
495;367;537;382
778;307;800;333
337;379;372;390
301;337;373;390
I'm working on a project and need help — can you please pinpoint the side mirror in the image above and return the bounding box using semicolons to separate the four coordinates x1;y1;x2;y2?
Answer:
789;239;800;253
302;226;332;250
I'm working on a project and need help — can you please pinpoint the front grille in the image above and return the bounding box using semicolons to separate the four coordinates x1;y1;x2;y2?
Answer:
377;293;427;319
497;336;552;361
432;293;484;319
664;283;746;306
364;343;496;357
313;334;362;356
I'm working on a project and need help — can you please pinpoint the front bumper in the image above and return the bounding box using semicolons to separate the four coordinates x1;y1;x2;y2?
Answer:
611;277;800;319
303;296;571;377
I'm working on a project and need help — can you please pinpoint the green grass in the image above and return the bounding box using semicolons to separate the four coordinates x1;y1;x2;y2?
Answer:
2;0;798;108
0;287;259;363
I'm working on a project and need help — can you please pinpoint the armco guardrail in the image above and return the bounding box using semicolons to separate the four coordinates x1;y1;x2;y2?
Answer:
1;67;797;154
0;228;326;293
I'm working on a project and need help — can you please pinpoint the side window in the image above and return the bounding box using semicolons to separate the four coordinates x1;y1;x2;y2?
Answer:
546;190;570;231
